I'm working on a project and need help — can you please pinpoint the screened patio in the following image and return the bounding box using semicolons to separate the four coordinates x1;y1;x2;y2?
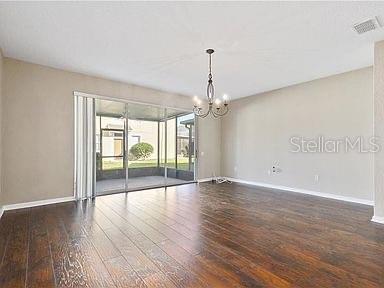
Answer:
95;99;196;195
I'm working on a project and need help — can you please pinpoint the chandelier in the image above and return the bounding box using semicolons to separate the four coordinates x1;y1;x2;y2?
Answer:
193;49;229;118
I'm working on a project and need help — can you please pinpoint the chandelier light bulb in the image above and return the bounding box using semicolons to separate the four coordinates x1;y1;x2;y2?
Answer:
223;94;229;102
193;96;202;107
215;99;221;106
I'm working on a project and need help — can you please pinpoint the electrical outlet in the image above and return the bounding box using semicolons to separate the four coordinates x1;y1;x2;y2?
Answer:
314;174;319;183
271;165;281;174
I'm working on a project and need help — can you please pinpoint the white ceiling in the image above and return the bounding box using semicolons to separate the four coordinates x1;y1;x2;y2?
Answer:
1;2;384;100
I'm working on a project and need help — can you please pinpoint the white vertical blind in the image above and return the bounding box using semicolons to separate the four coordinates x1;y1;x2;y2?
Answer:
74;96;95;200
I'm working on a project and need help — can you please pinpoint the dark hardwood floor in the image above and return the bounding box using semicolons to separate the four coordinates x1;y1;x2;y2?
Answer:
0;182;384;287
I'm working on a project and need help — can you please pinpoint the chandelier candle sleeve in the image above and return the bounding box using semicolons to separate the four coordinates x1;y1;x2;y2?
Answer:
223;94;229;104
193;49;229;118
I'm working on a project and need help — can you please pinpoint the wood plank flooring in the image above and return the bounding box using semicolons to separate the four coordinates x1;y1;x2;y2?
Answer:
0;182;384;287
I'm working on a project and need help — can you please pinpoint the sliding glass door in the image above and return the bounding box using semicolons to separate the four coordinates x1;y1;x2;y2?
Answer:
94;98;196;195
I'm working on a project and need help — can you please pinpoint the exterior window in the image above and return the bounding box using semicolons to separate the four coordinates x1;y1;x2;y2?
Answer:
131;135;141;145
96;115;126;171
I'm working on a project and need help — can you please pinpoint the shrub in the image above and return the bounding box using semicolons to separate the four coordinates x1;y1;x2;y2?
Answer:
129;142;154;160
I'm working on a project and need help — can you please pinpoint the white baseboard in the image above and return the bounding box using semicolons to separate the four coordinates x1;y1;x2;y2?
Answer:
227;177;374;206
198;178;214;183
371;215;384;224
0;206;3;219
3;196;76;211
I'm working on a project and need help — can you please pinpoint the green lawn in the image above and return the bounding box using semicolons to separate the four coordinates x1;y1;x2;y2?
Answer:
102;157;194;171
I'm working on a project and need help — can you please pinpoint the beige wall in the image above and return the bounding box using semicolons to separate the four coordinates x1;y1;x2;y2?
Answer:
2;58;221;205
0;49;3;207
196;116;221;179
374;41;384;218
222;67;374;201
1;57;373;205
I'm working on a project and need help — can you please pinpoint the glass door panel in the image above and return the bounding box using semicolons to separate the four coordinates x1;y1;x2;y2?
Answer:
165;110;196;185
126;103;166;191
159;121;166;169
95;99;127;195
176;113;195;180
